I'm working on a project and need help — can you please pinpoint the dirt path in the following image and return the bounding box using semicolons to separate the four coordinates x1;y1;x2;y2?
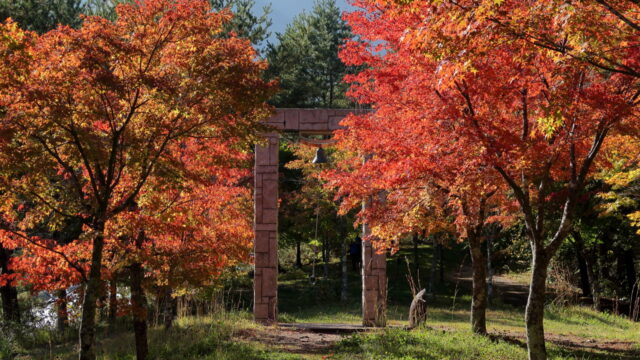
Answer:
490;329;640;359
235;322;638;359
236;326;345;355
237;324;639;359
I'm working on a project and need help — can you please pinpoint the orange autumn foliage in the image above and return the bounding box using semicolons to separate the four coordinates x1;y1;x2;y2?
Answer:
0;1;274;356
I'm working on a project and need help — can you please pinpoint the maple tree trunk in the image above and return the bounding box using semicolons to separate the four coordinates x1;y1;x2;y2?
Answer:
79;218;106;360
469;236;487;335
0;246;20;323
57;289;68;332
487;233;494;302
526;250;550;360
108;278;117;326
130;261;148;360
0;280;20;323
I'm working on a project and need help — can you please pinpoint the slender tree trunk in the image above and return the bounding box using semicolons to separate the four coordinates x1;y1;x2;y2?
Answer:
526;250;550;360
296;240;302;269
130;231;149;360
597;241;609;311
438;242;444;284
624;249;638;320
323;238;329;280
596;238;610;308
573;239;591;298
108;277;117;326
130;261;148;360
573;231;599;309
487;233;494;303
469;236;488;335
79;218;106;360
57;289;68;332
0;246;20;323
586;256;600;310
341;242;348;302
0;283;19;323
161;286;175;330
428;236;437;295
624;250;637;300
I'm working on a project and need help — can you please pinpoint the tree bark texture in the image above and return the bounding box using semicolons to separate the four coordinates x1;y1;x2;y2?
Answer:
130;231;149;360
0;245;20;323
57;289;68;332
79;219;106;360
469;235;488;335
526;251;550;360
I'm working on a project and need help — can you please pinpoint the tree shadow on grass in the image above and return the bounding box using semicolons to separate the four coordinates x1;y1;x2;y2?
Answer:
489;332;640;360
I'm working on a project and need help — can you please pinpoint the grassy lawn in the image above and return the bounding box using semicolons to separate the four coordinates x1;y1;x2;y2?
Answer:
279;300;640;359
282;301;640;343
19;306;638;360
276;242;640;360
20;312;313;360
329;325;639;360
14;243;640;359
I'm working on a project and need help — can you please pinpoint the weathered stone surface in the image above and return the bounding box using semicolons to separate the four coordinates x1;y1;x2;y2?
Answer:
329;116;344;130
255;252;271;268
284;110;299;130
362;220;387;327
254;109;381;326
254;132;279;325
255;303;268;320
255;223;276;231
262;268;278;297
256;146;271;166
265;108;365;132
255;231;270;253
262;181;278;206
269;111;285;125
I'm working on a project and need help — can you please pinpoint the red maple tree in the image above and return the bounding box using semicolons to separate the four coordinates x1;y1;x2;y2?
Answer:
0;0;274;358
335;1;639;359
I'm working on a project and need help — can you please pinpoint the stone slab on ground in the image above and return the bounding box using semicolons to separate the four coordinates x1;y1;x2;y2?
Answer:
279;323;405;334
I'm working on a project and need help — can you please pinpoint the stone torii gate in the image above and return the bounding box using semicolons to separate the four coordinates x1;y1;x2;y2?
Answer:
253;108;387;326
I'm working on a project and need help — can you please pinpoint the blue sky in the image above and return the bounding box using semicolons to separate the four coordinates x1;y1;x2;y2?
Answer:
253;0;354;42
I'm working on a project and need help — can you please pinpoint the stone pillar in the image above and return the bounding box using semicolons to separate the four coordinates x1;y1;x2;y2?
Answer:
254;133;279;324
362;219;387;327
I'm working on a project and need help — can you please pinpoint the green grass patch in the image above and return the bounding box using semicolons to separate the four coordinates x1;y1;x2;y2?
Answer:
330;328;528;360
329;326;639;360
22;312;311;360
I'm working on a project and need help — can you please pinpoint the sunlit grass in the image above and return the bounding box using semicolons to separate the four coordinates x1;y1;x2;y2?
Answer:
22;312;310;360
284;301;640;343
20;304;639;360
329;326;637;360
